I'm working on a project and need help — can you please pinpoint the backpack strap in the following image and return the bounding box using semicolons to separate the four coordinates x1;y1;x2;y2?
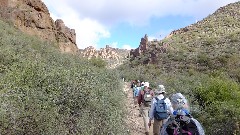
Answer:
154;97;167;109
155;97;166;101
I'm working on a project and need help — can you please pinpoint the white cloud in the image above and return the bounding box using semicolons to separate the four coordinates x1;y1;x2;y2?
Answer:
42;0;110;49
148;36;159;42
59;0;239;24
42;0;239;49
149;29;175;41
122;45;133;50
108;42;118;48
99;42;133;50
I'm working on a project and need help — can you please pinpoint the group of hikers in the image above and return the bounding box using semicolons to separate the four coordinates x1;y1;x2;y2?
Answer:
130;80;205;135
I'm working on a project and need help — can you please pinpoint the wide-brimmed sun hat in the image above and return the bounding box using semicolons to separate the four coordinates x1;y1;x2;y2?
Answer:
155;85;166;93
144;82;149;87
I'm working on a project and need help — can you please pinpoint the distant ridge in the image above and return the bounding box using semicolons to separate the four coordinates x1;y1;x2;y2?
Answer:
129;1;240;76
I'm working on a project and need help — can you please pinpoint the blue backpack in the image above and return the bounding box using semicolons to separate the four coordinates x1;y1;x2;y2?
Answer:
154;97;168;120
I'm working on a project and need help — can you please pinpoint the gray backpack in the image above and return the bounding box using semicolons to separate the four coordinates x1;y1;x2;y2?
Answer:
143;90;152;107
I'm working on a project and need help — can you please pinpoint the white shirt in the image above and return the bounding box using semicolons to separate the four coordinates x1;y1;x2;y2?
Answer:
149;94;173;120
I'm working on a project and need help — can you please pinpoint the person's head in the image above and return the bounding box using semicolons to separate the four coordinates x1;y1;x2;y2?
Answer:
171;93;189;111
134;80;138;84
141;82;145;86
155;85;166;95
144;82;150;88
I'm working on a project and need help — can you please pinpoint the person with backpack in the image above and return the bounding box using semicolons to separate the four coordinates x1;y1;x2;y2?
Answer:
138;82;154;135
131;80;137;98
160;93;205;135
133;81;141;107
148;85;173;135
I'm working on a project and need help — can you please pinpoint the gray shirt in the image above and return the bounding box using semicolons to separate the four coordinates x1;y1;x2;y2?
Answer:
149;94;173;120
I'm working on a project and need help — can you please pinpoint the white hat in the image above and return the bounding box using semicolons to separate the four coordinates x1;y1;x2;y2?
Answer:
171;93;189;110
155;85;166;93
144;82;149;87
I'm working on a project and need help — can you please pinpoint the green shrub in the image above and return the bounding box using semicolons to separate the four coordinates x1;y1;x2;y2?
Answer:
89;57;107;68
0;20;127;135
196;53;213;68
228;33;239;42
194;76;240;135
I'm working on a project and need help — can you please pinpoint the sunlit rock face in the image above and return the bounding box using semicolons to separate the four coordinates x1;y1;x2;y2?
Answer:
0;0;78;54
79;45;130;68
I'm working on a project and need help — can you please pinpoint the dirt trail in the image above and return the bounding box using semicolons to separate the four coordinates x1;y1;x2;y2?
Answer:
124;82;153;135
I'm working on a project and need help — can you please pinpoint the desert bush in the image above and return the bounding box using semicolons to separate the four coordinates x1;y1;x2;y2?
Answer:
228;32;239;42
196;53;213;68
0;20;127;135
194;76;240;135
89;57;107;68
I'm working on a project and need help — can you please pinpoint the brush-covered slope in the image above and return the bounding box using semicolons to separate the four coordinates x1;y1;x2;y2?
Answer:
162;1;240;72
130;2;240;81
0;20;127;134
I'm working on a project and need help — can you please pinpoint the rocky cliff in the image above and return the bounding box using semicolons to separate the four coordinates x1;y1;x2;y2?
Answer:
79;45;130;68
0;0;78;53
130;34;169;64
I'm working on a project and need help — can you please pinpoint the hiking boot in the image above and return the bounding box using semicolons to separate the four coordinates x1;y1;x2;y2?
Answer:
145;132;149;135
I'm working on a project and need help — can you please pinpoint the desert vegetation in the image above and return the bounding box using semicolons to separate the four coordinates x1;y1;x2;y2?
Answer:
0;1;240;135
0;20;127;135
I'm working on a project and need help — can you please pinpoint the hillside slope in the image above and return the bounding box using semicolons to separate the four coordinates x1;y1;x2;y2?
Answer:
0;20;128;134
130;1;240;81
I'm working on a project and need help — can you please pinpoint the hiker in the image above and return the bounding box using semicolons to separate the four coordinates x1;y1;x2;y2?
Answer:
160;93;205;135
131;80;137;98
131;80;136;89
138;82;154;135
141;82;145;90
148;85;173;135
133;81;141;106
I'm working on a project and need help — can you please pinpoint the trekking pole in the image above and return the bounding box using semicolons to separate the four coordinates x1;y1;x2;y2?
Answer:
179;123;183;135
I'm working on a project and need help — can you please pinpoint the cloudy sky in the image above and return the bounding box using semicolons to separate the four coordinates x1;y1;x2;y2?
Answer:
42;0;239;50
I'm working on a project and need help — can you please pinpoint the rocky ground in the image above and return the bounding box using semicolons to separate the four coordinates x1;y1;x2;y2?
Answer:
124;82;153;135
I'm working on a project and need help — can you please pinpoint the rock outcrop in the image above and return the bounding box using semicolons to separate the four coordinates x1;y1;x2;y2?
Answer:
79;45;130;68
130;34;149;57
130;34;169;64
81;45;119;59
0;0;78;53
